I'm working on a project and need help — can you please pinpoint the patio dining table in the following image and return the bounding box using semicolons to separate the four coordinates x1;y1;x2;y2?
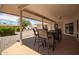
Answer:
47;30;55;38
47;30;56;51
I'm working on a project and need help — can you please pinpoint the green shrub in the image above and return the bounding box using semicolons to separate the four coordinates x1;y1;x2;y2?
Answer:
15;27;20;32
0;26;16;36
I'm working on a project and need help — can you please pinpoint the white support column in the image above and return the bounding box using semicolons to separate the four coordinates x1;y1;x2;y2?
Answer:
20;9;23;45
0;49;2;55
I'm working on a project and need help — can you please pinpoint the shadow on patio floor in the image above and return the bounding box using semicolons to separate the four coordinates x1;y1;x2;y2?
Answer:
22;35;79;55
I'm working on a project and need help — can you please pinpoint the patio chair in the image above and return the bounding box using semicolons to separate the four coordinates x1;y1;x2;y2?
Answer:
54;28;62;42
32;27;39;46
54;24;62;42
37;29;55;54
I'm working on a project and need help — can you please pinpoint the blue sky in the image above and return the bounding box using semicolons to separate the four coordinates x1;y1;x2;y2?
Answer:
29;19;41;24
0;13;41;25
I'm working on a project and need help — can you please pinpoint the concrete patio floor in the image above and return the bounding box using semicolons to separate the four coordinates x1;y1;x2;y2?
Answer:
2;42;40;55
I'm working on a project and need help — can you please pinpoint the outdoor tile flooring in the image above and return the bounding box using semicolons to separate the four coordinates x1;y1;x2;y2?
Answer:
22;35;79;55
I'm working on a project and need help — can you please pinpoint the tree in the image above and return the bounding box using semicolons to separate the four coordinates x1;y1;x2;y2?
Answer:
22;18;31;27
18;18;32;31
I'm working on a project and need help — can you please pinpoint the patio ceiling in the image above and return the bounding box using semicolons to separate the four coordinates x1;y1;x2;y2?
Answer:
0;4;79;22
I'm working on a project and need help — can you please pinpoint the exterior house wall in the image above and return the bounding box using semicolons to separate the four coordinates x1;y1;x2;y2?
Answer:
57;17;79;41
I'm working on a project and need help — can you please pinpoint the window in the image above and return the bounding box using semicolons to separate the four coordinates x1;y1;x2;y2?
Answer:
69;23;74;34
65;22;74;34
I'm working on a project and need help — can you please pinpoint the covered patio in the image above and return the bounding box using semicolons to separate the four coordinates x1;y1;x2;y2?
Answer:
0;4;79;55
1;31;79;55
